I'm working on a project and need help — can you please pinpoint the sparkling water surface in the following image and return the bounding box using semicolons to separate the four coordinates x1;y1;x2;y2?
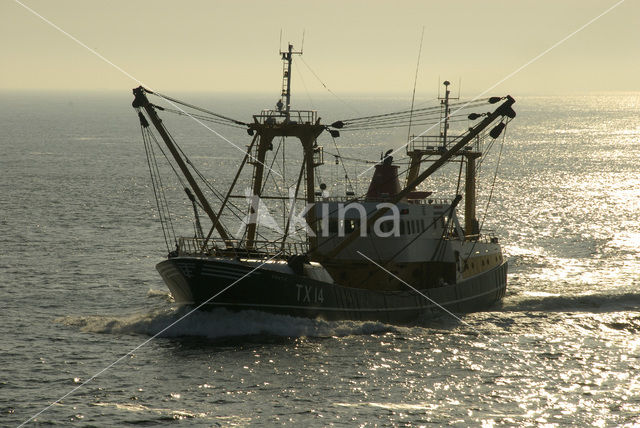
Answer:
1;91;640;426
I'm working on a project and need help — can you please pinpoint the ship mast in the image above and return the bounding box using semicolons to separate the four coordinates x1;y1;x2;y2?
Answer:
440;80;457;148
280;43;302;119
244;43;324;251
405;80;480;237
134;45;326;255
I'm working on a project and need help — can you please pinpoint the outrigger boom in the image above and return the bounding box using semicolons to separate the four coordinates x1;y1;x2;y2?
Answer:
132;87;232;243
320;95;516;260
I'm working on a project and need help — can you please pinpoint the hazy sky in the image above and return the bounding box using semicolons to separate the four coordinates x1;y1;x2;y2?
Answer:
2;0;638;96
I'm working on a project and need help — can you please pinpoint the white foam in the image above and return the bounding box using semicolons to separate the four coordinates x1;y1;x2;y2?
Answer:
57;308;396;339
146;289;173;302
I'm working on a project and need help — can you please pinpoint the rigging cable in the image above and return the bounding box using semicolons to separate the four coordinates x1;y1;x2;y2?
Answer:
147;131;177;245
151;91;248;126
139;105;262;239
294;64;316;110
141;127;171;251
145;128;239;241
285;119;493;249
139;121;176;252
298;55;361;115
407;26;425;141
342;114;475;131
159;124;270;241
479;119;509;231
462;119;510;267
159;106;247;129
249;137;291;243
337;98;488;125
323;149;378;165
330;135;355;194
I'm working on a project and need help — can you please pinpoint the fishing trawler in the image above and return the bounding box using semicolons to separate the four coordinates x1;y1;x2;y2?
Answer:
131;44;516;323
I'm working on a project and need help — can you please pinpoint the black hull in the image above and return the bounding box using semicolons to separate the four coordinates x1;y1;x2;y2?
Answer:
157;257;507;324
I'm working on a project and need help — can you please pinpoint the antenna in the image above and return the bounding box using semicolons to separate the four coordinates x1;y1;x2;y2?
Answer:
438;80;460;148
458;77;462;98
301;29;305;53
279;42;303;117
279;29;283;52
407;26;425;141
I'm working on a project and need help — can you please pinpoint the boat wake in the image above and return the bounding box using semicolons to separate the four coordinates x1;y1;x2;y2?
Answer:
146;288;173;303
504;290;640;313
56;307;397;340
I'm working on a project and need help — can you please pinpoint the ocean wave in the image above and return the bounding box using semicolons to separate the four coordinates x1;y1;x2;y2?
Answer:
56;308;397;340
91;401;206;420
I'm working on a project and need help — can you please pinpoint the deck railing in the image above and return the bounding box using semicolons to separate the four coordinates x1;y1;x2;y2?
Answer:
253;109;318;125
407;134;481;155
315;195;453;206
407;135;444;153
177;237;309;259
464;232;500;244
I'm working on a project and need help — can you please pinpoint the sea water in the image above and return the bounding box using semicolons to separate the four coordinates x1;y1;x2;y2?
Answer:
1;91;640;426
